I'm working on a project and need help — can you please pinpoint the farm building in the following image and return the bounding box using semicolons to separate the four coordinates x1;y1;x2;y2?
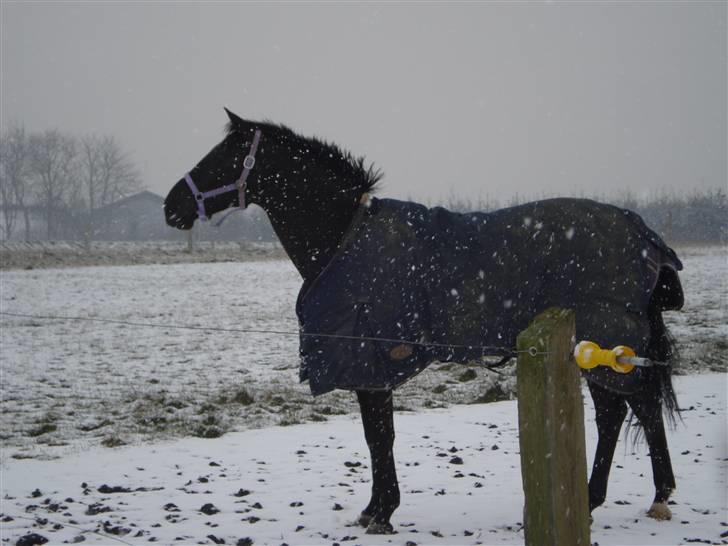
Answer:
92;191;172;241
92;191;276;242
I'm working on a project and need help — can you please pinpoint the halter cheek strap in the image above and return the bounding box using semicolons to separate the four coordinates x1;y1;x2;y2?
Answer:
183;129;262;221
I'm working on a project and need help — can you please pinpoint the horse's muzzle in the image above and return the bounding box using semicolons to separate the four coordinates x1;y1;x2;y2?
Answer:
164;179;196;230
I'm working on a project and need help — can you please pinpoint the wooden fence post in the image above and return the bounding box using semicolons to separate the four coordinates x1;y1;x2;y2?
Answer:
516;307;590;546
187;228;194;253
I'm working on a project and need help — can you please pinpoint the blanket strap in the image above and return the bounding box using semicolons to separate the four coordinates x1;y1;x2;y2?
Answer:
488;354;515;368
471;354;515;376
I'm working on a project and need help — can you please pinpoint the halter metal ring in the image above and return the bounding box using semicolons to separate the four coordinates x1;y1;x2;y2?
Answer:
243;156;256;169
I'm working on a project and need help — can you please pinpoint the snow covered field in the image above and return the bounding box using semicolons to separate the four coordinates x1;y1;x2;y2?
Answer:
0;241;286;271
0;374;725;546
0;244;726;544
0;245;725;459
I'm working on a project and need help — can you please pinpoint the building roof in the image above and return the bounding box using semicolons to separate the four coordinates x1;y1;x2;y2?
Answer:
96;191;164;212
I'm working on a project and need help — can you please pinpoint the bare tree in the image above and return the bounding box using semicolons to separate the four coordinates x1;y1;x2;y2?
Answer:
80;135;102;212
82;135;141;206
0;124;32;240
29;129;79;239
79;134;141;241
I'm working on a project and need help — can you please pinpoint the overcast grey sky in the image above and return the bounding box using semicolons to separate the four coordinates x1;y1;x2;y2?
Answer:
1;1;725;204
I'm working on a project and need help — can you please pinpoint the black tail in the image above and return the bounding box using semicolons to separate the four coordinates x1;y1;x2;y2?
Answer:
626;300;681;444
648;261;684;427
647;301;680;428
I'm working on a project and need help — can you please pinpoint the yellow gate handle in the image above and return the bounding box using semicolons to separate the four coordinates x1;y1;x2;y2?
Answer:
574;341;636;374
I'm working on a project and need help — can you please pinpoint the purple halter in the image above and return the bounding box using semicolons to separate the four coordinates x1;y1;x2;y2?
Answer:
184;129;262;221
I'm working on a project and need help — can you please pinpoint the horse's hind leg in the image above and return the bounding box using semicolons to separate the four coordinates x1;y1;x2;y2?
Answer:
630;301;678;520
356;389;400;534
588;381;628;512
627;388;675;520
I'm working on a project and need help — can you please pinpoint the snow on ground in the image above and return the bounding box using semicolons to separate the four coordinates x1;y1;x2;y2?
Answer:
0;373;726;546
0;259;517;460
0;241;286;271
0;246;724;459
663;246;728;372
0;244;726;544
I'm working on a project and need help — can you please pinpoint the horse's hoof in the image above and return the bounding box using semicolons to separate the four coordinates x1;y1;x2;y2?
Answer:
356;513;372;528
647;501;672;521
366;522;395;535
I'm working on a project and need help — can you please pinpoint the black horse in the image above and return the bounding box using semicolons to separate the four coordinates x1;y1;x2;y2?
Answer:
164;110;684;533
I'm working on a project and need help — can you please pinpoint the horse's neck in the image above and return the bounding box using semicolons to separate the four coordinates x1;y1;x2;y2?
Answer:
264;200;358;283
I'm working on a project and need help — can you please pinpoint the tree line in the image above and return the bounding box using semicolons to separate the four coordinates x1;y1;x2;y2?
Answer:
0;124;142;241
2;123;724;245
434;188;727;245
616;188;726;245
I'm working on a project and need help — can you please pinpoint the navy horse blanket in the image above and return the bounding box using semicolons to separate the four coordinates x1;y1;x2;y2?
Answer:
296;197;683;396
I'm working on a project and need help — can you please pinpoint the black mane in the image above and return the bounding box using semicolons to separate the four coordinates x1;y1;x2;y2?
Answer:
226;120;383;192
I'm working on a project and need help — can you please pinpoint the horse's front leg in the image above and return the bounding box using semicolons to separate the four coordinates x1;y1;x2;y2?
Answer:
587;381;629;513
356;389;400;534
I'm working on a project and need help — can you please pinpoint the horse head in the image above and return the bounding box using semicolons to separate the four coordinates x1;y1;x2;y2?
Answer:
163;109;382;279
164;109;269;229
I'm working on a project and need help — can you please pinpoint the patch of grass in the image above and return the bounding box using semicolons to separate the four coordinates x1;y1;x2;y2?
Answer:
214;388;255;406
457;369;478;382
27;423;57;437
193;413;225;438
126;390;200;435
101;436;127;448
231;388;255;405
11;453;36;460
470;384;510;404
266;395;287;407
27;412;59;437
196;403;219;415
194;425;224;439
77;420;111;432
135;414;167;427
279;418;302;427
317;406;347;416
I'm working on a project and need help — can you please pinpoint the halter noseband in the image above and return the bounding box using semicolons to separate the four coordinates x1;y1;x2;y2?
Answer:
183;129;262;221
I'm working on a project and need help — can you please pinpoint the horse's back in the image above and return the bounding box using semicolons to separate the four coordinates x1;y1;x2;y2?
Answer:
297;196;684;394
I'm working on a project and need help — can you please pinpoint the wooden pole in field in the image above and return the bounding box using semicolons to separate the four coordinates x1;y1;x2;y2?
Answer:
516;307;590;546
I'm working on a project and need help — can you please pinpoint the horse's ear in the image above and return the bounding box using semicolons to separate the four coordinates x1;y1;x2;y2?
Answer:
224;107;245;127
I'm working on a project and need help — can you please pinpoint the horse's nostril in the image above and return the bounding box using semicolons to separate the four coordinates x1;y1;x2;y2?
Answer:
164;208;185;229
